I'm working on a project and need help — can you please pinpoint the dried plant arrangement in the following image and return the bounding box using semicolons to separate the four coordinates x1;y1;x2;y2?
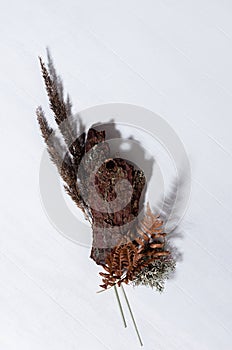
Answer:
36;50;176;346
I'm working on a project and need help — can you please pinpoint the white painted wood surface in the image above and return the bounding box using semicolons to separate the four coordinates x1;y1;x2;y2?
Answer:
0;0;232;349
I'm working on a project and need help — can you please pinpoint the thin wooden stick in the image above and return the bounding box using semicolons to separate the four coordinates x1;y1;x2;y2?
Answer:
121;285;143;346
114;285;127;328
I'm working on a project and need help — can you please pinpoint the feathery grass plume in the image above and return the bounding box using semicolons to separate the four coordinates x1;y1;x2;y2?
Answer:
36;106;66;171
39;51;86;169
46;48;64;101
37;54;89;219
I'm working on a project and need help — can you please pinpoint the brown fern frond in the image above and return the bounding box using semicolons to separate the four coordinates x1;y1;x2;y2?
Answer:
99;204;170;290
